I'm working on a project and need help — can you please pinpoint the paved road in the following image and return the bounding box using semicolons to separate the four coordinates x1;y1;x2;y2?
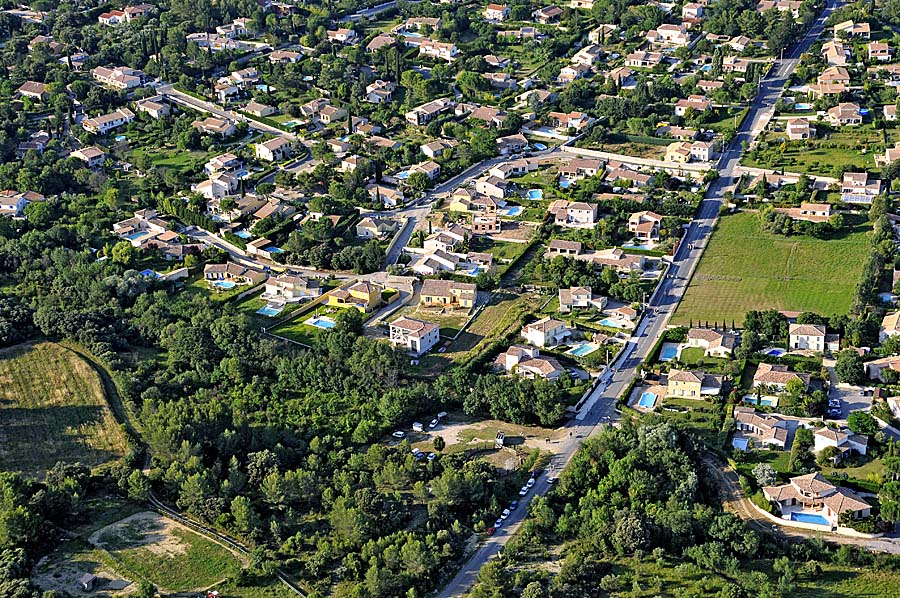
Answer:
436;4;838;596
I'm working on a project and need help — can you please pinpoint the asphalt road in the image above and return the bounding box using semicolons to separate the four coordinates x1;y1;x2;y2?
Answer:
435;4;838;596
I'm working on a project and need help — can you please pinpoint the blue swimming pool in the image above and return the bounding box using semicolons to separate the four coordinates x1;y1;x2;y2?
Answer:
396;170;410;180
567;342;598;357
527;189;543;200
623;243;652;251
791;512;830;526
234;230;252;239
533;143;547;151
732;437;749;451
794;102;812;110
213;280;237;290
125;231;150;241
661;345;678;360
638;392;657;408
559;179;572;189
306;316;336;330
765;348;786;357
257;305;284;317
743;396;778;407
502;206;523;216
599;317;627;328
114;135;127;142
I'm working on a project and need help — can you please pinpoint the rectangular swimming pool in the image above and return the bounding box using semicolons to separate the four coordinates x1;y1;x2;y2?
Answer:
638;392;657;408
790;512;830;526
567;342;598;357
526;189;543;200
306;316;336;330
502;206;523;216
257;305;284;317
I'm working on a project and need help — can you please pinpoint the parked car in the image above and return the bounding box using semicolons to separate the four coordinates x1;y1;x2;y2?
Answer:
494;518;503;528
509;500;519;510
391;431;405;439
501;509;510;520
429;418;439;429
486;527;496;536
526;477;536;489
519;486;529;496
547;477;558;485
427;452;436;461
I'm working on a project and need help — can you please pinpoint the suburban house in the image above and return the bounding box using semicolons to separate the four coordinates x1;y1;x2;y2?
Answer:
135;95;170;119
734;407;788;449
763;473;872;528
666;369;724;398
864;355;900;381
326;28;359;44
328;281;383;312
474;176;509;199
826;102;862;126
625;51;663;68
686;328;737;358
674;95;712;117
82;107;135;135
521;317;571;348
244;100;276;117
550;200;598;228
356;217;399;239
496;133;529;155
786;118;816;140
193;117;237;138
592;247;646;273
406;98;455;126
822;39;850;65
869;42;892;61
753;363;810;391
418;39;459;62
390;317;441;356
558;158;604;181
876;141;900;167
558;286;607;313
195;172;239;200
70;146;107;168
499;345;564;380
814;428;868;461
789;323;839;353
424;227;467;253
203;262;262;287
887;104;898;122
470;216;501;234
490;159;537;179
840;172;883;204
269;50;301;63
0;190;32;218
628;211;664;241
421;139;459;159
92;65;145;89
557;63;592;84
880;311;900;341
588;24;618;44
419;279;477;309
646;23;690;47
263;274;322;302
484;3;510;21
255;137;292;162
833;19;870;39
818;66;850;86
17;81;48;101
773;202;832;224
204;152;242;175
366;79;396;103
547;239;582;256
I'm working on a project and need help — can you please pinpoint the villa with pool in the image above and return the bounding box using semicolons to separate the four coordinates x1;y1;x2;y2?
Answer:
763;473;872;530
203;262;264;289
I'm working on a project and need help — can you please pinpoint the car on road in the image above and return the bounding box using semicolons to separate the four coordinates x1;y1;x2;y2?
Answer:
429;418;439;428
494;518;503;528
509;500;519;510
486;526;496;536
526;477;536;489
519;486;529;496
391;431;405;439
427;452;436;461
501;509;510;520
547;477;558;485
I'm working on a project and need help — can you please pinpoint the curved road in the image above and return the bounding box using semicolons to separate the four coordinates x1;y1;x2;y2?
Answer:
436;4;839;596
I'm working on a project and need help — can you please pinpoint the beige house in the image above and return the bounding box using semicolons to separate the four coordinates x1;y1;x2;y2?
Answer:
753;363;809;391
521;317;571;348
499;345;564;380
786;118;815;140
558;286;606;313
666;369;723;398
255;137;292;162
686;328;737;358
763;473;871;528
419;279;477;309
734;407;788;449
628;211;664;241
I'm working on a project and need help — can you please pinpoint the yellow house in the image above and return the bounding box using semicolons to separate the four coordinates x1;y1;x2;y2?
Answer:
328;281;383;312
665;141;692;163
667;369;723;398
420;279;477;309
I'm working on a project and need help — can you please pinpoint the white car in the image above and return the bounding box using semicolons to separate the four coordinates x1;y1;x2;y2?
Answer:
501;509;510;520
494;518;503;528
526;477;536;489
427;452;436;461
519;486;529;496
391;431;405;439
429;418;439;429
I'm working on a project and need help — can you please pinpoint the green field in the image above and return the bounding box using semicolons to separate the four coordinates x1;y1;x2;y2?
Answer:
0;342;127;476
94;512;241;591
672;212;870;326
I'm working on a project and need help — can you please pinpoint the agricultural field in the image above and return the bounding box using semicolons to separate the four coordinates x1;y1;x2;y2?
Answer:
672;212;870;327
0;342;127;476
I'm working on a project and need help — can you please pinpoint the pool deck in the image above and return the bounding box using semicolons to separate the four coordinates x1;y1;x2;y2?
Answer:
628;385;664;412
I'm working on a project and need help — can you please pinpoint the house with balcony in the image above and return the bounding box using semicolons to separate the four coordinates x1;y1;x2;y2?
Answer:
390;317;441;356
558;286;606;313
328;281;383;312
522;317;570;348
840;172;882;204
628;211;664;242
550;200;598;228
82;107;135;135
263;274;321;302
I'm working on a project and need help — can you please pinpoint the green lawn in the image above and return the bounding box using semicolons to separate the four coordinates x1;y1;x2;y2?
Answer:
742;124;900;176
672;212;870;326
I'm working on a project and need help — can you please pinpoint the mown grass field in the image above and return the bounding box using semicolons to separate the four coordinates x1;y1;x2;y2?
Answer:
672;212;870;327
0;342;127;476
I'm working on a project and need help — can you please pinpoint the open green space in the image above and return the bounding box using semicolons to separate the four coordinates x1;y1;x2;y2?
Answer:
672;212;870;327
0;342;127;476
742;124;900;176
